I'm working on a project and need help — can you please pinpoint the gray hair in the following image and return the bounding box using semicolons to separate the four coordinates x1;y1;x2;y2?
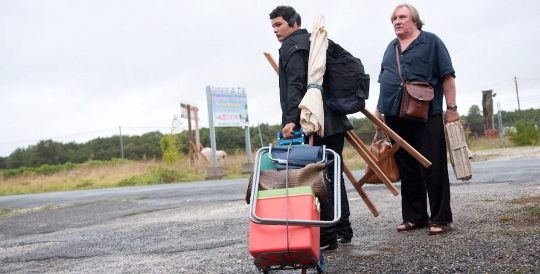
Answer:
391;3;424;30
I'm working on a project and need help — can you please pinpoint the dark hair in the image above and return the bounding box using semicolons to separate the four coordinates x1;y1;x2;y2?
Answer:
269;5;301;27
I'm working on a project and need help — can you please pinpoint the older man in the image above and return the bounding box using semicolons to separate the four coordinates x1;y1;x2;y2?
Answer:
376;4;460;235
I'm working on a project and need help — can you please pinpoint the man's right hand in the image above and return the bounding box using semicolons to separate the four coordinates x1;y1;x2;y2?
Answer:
282;122;296;138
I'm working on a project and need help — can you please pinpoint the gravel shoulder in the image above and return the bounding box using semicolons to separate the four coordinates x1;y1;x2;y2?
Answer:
323;180;540;273
470;145;540;162
0;147;538;273
319;147;540;273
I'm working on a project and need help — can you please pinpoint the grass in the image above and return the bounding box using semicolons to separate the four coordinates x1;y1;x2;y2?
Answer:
498;195;540;226
0;159;203;195
343;144;368;170
0;137;533;196
0;209;14;217
467;135;510;151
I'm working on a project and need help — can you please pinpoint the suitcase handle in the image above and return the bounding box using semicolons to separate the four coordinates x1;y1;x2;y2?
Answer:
267;144;327;166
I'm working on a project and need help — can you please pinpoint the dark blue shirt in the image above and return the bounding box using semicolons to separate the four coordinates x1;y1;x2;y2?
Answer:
377;31;455;116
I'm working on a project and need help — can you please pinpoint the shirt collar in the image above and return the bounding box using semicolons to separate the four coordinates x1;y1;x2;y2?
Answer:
286;28;308;40
392;30;426;53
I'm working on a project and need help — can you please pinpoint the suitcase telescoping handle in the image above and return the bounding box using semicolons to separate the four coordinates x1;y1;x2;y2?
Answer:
249;146;341;227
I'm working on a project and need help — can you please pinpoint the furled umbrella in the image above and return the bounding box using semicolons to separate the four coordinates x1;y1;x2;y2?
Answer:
299;14;328;138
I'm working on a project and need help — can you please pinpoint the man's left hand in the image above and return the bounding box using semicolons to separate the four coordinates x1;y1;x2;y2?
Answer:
282;122;296;138
444;109;460;123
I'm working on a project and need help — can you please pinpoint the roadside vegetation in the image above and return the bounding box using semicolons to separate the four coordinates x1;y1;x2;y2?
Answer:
0;153;245;196
1;107;539;196
2;136;538;196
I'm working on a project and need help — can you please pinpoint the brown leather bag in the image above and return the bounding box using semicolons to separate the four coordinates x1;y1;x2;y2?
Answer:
365;130;400;184
395;46;434;122
399;81;434;122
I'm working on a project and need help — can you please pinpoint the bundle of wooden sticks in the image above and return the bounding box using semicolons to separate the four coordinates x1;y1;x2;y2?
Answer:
445;121;473;181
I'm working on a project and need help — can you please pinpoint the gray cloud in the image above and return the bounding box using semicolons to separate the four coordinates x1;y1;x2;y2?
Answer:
1;0;539;156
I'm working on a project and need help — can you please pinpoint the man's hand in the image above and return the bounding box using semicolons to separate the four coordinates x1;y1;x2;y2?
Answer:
282;122;296;138
444;109;460;123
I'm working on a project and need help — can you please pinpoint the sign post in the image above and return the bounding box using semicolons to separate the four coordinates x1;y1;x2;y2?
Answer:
243;125;253;171
206;86;253;177
206;86;224;179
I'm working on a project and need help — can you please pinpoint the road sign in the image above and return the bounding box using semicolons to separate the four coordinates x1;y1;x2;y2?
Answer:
207;87;249;127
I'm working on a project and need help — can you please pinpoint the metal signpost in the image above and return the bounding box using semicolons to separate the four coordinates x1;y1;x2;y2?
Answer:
206;86;253;179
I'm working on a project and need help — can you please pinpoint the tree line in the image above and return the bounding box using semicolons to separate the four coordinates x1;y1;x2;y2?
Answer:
1;107;538;169
463;106;540;136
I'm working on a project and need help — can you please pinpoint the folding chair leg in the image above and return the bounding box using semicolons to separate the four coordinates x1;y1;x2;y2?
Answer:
343;164;379;217
346;131;399;196
360;109;431;168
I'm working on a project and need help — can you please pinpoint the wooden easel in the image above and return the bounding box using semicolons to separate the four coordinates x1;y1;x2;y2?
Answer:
263;52;431;217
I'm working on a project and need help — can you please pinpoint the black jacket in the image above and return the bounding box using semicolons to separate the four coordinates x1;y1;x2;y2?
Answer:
278;29;352;137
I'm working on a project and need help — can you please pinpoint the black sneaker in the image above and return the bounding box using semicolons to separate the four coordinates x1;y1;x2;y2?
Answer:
337;236;352;244
320;241;338;251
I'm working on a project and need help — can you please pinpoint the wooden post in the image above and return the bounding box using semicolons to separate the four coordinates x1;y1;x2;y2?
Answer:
263;52;279;74
482;90;494;130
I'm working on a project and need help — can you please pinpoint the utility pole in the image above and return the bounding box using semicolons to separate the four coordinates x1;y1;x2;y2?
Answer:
514;76;521;111
119;126;124;159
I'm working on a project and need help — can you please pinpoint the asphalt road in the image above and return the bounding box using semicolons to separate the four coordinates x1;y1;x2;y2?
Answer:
0;158;539;273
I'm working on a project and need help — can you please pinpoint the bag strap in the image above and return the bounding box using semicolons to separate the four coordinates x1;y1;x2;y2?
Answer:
394;44;433;91
394;44;404;84
372;129;380;144
372;128;391;144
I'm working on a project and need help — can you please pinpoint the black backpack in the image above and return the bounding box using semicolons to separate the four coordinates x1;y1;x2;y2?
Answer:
323;40;370;115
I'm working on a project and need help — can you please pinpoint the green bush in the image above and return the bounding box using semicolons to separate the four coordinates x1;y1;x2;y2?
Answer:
160;135;179;164
508;122;540;146
152;167;183;183
2;167;32;177
117;167;183;186
88;160;105;167
2;162;77;177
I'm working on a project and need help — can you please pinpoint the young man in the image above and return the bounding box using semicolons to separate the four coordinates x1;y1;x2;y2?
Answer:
376;4;460;235
269;5;353;250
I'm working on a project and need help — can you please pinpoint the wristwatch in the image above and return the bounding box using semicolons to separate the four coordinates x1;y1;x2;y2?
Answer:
447;104;458;111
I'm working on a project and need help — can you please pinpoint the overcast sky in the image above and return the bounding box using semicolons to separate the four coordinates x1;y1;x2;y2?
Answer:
1;0;540;157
